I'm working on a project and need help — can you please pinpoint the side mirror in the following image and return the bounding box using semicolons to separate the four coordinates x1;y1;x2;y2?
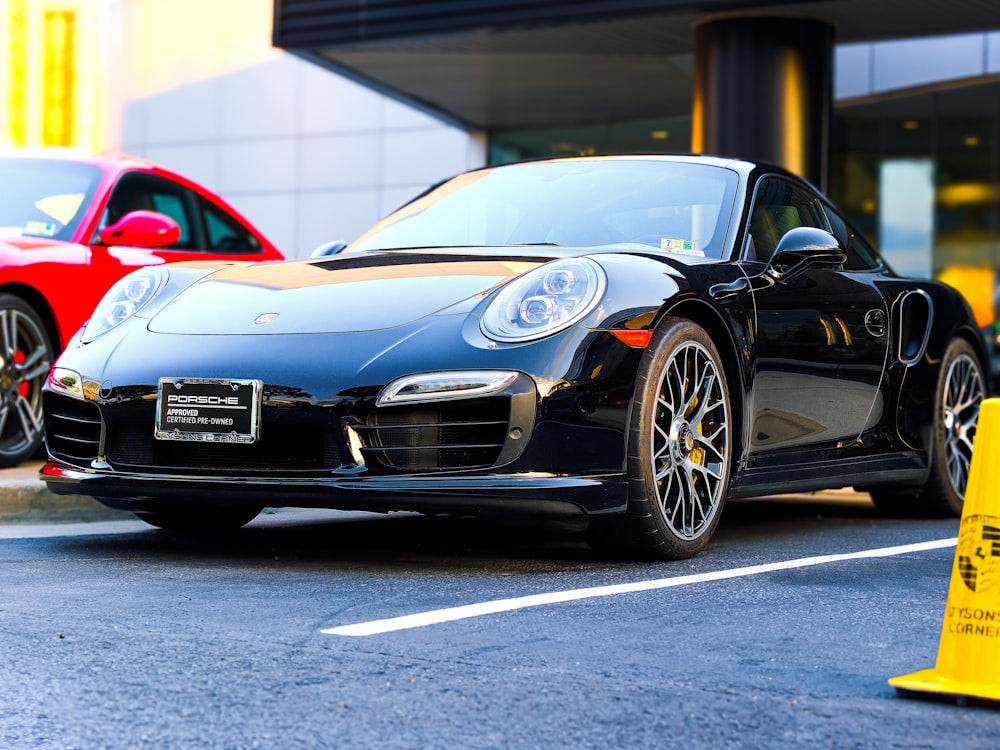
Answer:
768;227;846;278
310;240;348;258
99;210;181;248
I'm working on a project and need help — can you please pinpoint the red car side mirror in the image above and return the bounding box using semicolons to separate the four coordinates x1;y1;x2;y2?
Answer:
99;210;181;248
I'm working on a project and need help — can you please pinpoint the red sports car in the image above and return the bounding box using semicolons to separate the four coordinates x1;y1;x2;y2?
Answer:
0;150;284;466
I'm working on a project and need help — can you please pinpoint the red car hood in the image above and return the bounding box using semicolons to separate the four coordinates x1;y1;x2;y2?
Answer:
0;235;88;267
0;235;72;251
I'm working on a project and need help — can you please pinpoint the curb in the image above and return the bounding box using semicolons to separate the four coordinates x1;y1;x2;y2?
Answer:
0;462;129;524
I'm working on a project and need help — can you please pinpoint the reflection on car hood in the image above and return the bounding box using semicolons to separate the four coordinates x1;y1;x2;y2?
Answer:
148;251;548;334
0;236;88;270
0;235;70;251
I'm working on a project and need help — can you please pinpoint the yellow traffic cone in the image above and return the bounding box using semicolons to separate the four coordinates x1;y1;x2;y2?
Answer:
889;397;1000;704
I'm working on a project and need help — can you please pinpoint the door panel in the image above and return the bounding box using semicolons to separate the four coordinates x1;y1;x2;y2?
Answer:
749;267;888;452
742;175;888;453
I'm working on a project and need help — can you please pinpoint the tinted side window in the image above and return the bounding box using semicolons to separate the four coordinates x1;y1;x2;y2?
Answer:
824;206;880;271
98;172;196;249
747;177;829;263
198;196;261;254
149;192;192;247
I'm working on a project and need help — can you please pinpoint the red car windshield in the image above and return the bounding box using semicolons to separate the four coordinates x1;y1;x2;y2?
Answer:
0;158;102;242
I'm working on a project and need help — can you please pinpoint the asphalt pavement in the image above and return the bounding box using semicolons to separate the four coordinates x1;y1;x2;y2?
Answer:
1;482;984;749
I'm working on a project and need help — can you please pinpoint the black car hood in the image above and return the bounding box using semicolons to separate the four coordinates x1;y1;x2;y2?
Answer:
148;252;548;335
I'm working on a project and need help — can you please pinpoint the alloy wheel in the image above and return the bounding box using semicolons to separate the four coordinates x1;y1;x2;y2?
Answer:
941;351;984;499
0;303;52;464
650;340;730;540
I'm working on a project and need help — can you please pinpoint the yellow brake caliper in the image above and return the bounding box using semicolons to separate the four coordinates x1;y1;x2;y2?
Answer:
685;393;706;473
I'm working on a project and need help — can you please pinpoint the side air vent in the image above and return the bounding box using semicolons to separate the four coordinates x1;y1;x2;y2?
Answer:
896;289;933;366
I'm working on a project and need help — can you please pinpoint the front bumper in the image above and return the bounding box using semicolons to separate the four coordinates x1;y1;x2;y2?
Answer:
41;460;628;528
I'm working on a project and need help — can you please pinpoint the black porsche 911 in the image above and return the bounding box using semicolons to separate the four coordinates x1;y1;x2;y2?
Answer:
41;155;987;559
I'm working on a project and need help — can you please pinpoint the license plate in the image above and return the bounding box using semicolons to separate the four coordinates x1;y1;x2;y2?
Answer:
155;378;262;443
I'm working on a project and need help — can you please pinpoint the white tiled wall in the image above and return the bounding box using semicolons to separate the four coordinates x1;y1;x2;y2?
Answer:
104;0;483;258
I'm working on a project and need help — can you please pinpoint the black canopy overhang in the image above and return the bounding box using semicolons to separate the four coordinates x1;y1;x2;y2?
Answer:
272;0;1000;130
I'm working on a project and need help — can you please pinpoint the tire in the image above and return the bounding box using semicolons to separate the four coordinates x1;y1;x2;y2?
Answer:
589;318;733;560
870;337;985;517
135;506;263;533
0;295;55;468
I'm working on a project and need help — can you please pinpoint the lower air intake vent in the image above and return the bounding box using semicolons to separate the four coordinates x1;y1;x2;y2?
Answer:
357;397;510;471
106;421;341;476
43;392;102;466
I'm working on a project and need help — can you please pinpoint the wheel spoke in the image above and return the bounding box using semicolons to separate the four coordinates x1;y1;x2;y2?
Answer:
680;465;698;533
19;345;51;381
0;310;14;362
681;351;704;421
13;394;41;441
686;463;712;530
958;428;975;456
695;425;726;460
652;413;671;442
946;442;969;495
659;466;678;521
657;393;676;423
653;441;672;481
950;359;983;416
691;459;722;483
687;373;716;424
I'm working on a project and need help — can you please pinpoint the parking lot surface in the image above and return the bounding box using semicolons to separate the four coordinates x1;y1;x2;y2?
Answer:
2;472;998;748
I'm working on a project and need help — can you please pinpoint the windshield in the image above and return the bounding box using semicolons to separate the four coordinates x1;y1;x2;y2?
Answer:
350;159;740;259
0;158;102;241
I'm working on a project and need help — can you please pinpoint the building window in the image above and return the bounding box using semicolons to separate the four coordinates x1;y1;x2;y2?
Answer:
489;116;692;164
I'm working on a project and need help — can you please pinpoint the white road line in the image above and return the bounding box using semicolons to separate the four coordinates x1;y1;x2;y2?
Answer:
323;537;957;637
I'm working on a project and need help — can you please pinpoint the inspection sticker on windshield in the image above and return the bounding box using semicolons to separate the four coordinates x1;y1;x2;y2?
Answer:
661;238;704;256
155;377;262;443
25;221;57;237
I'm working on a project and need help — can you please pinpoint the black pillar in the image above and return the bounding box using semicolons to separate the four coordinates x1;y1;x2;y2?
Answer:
692;16;833;192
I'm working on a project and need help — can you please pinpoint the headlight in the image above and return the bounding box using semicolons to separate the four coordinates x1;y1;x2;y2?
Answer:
481;258;606;342
82;267;165;342
48;367;83;398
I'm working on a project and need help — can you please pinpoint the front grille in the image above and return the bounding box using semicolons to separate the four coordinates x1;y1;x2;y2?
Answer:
44;392;102;465
356;397;510;471
106;420;341;476
46;375;536;476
